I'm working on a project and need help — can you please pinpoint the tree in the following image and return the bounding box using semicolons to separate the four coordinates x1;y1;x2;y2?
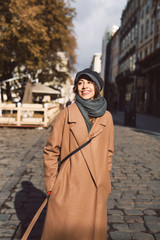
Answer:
0;0;77;84
39;0;77;82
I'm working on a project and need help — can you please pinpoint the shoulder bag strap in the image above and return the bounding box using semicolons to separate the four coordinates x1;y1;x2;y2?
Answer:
58;138;92;169
21;198;48;240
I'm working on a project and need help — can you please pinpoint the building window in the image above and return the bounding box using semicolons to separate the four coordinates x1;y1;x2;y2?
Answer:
156;40;160;49
141;25;144;42
128;32;131;44
129;56;133;71
135;24;138;39
145;47;148;57
157;3;160;20
133;54;136;70
150;43;153;53
140;51;142;60
123;38;125;50
131;28;134;41
141;8;144;19
126;34;128;46
145;20;149;38
151;19;154;34
157;24;159;34
127;58;129;69
146;0;151;14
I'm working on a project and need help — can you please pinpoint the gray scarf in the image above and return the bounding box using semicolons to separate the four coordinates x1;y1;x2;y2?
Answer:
75;94;107;132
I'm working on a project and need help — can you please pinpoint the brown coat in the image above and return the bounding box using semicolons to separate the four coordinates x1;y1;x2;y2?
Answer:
41;103;114;240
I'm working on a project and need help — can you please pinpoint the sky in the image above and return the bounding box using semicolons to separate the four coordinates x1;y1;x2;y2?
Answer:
72;0;127;72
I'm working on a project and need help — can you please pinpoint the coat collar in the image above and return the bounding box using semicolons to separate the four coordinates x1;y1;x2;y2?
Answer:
68;103;108;187
68;103;107;140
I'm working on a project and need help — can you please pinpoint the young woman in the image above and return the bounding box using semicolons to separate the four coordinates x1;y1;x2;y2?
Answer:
41;68;114;240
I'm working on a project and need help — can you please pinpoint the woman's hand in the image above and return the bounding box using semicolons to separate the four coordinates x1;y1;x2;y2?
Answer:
47;191;51;197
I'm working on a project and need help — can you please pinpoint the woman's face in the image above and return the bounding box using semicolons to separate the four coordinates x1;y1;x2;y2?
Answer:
77;78;95;100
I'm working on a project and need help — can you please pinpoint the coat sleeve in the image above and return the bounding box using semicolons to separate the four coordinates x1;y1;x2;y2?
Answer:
43;109;66;192
107;113;114;172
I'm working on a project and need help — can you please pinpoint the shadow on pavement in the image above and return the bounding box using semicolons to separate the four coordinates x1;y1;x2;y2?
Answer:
12;181;47;239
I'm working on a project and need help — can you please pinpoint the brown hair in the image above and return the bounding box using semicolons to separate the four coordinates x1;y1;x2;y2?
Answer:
73;76;99;99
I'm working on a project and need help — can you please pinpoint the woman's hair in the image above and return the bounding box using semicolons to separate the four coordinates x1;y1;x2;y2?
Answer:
73;75;99;99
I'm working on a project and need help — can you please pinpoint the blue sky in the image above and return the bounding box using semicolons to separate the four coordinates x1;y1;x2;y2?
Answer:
72;0;127;71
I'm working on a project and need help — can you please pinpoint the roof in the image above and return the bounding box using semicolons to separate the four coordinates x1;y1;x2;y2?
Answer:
32;83;60;95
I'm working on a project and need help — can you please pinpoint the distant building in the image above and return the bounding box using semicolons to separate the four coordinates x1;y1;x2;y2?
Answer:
101;25;119;111
138;0;160;115
90;53;102;73
116;0;139;112
115;0;160;116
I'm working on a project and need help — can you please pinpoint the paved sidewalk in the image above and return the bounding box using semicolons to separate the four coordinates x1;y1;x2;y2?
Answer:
108;125;160;240
0;127;49;239
0;124;160;239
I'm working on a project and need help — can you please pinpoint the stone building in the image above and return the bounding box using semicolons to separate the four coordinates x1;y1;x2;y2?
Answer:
116;0;139;112
102;26;119;111
115;0;160;116
138;0;160;116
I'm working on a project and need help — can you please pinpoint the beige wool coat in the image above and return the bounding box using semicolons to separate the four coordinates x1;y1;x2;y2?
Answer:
41;103;114;240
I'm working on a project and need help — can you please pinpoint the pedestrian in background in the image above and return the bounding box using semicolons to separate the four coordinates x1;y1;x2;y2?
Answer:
41;68;114;240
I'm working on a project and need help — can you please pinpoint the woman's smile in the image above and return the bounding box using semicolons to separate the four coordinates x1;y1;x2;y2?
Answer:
77;79;95;100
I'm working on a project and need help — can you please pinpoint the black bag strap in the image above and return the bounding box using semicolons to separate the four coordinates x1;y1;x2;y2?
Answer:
58;138;92;169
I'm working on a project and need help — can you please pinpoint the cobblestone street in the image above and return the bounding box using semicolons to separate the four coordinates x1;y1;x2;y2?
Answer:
0;123;160;240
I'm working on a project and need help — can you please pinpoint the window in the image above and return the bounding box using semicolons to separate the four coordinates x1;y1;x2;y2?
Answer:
126;35;128;46
145;47;148;57
129;56;134;71
145;20;149;38
150;43;153;53
141;8;144;19
156;40;160;49
133;54;136;70
151;19;154;34
131;28;134;41
141;25;144;42
157;24;159;34
157;3;160;20
135;24;138;39
128;32;131;44
146;0;151;14
140;51;142;60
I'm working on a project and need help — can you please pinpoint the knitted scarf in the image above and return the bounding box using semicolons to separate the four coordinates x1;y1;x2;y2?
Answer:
75;94;107;132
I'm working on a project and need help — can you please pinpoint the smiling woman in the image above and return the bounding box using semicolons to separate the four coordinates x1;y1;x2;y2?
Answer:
73;75;100;100
41;68;114;240
77;78;95;100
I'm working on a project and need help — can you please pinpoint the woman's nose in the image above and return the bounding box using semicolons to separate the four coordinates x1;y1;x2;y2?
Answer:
82;82;87;88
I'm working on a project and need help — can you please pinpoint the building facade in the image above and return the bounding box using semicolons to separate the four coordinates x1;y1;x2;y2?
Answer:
90;53;102;74
102;26;119;111
113;0;160;117
138;0;160;115
116;0;139;112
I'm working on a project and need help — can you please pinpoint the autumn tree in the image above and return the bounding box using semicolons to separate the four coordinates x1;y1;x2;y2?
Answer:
0;0;77;84
39;0;77;83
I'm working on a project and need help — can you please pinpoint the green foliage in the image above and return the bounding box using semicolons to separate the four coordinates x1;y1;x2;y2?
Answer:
0;0;77;82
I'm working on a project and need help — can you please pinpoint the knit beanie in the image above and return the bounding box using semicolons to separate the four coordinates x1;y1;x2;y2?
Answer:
74;68;104;91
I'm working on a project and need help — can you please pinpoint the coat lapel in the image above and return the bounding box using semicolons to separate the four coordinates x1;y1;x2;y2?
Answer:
68;103;89;145
68;104;107;187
